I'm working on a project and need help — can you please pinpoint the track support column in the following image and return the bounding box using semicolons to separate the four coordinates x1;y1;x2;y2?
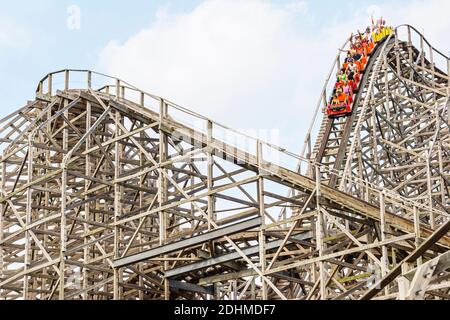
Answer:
159;99;169;300
114;109;123;300
315;165;326;299
59;100;69;300
257;141;267;300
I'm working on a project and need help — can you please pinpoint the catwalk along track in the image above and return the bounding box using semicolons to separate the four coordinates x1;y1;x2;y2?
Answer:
0;25;449;300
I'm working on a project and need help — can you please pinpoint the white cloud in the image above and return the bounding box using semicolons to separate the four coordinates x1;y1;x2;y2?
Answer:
98;0;323;149
285;1;308;14
0;17;30;49
98;0;450;152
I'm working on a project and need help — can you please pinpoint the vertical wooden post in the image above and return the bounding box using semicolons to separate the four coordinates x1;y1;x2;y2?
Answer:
413;206;423;266
430;47;437;104
395;29;401;76
64;70;69;91
384;51;390;115
257;140;267;300
407;26;412;45
426;151;435;229
140;92;145;108
232;280;238;300
250;277;256;300
159;99;169;300
38;81;43;96
429;46;435;75
379;191;389;296
206;120;216;271
307;133;312;161
138;129;145;300
438;142;446;206
59;99;69;300
83;101;91;300
42;99;52;299
59;167;67;300
87;71;92;89
447;88;450;126
407;26;413;64
48;74;53;97
207;120;215;231
447;57;450;86
22;138;33;299
315;165;326;299
420;34;425;74
114;109;123;300
116;79;120;99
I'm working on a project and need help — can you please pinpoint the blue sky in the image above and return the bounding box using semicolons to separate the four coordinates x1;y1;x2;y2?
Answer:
0;0;199;109
1;0;449;154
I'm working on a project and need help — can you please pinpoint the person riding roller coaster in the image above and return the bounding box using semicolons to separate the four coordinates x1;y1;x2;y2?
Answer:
326;18;393;118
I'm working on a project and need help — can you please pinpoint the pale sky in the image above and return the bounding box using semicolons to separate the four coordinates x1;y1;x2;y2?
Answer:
1;0;449;155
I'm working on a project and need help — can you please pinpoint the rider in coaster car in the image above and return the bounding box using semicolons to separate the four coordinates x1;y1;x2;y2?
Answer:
336;87;347;104
328;18;391;116
331;95;340;109
337;69;347;82
360;54;368;71
347;60;358;74
343;81;353;98
352;49;362;62
335;79;344;90
354;71;361;85
343;52;352;70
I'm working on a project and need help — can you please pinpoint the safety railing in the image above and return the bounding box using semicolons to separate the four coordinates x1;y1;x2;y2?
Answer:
396;24;450;80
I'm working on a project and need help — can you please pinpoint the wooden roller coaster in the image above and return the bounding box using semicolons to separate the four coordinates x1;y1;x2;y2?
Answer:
0;24;449;300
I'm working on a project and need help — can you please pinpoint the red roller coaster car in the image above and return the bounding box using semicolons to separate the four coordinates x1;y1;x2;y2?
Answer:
327;102;352;118
325;24;393;119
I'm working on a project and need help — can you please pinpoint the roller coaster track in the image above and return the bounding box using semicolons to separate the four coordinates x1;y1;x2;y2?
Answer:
311;26;449;210
312;36;395;188
0;25;449;300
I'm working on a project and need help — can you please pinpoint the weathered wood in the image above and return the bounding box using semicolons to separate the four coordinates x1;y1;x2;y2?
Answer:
1;24;449;301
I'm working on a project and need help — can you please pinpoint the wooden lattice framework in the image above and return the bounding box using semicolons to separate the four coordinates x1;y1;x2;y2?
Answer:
0;25;449;300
